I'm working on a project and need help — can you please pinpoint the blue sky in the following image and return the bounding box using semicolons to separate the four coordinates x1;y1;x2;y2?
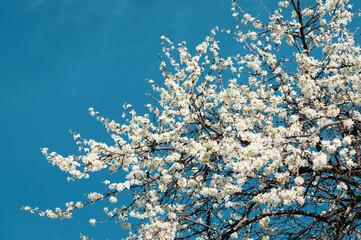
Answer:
2;0;361;239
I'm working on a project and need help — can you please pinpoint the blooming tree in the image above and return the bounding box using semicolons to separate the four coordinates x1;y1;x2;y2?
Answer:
23;0;361;239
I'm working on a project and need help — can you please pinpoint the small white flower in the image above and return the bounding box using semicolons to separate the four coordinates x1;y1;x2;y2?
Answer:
41;148;48;154
343;136;352;145
278;1;290;8
259;216;270;228
89;218;96;226
230;232;238;239
344;119;354;129
88;107;95;116
295;176;304;185
109;196;117;203
168;212;177;219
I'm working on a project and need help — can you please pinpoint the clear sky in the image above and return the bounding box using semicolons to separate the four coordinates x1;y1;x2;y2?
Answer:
1;0;361;239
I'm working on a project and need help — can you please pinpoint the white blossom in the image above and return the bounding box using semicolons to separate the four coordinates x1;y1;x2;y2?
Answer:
24;1;361;239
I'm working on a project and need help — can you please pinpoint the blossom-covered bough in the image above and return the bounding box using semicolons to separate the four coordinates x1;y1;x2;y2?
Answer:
23;0;361;239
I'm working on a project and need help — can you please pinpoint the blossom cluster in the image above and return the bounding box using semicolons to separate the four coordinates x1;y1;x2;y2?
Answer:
23;0;361;239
